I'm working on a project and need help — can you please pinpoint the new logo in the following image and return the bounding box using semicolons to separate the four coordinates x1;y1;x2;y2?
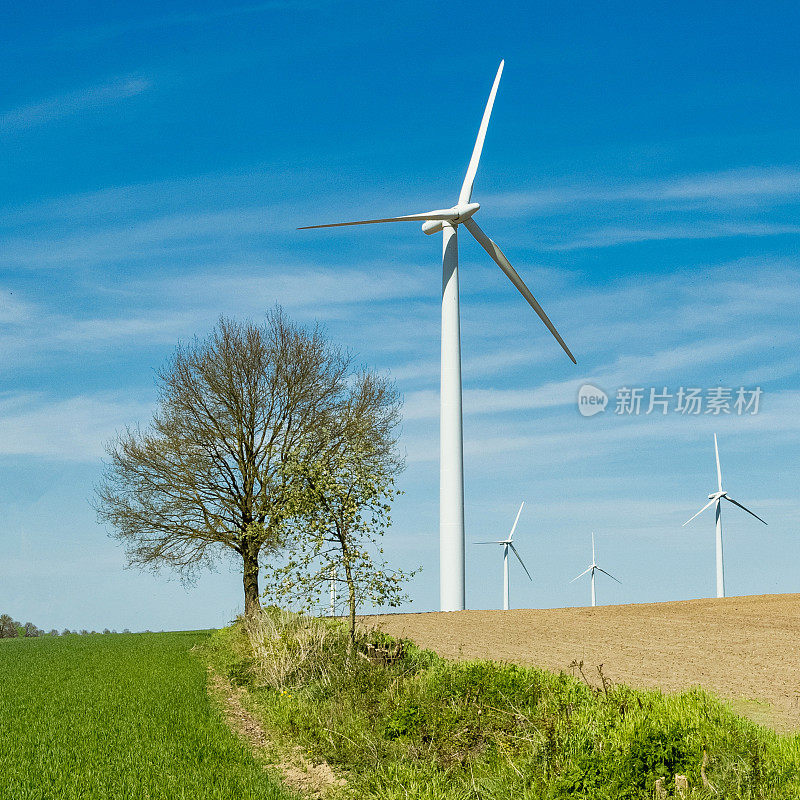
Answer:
578;384;608;417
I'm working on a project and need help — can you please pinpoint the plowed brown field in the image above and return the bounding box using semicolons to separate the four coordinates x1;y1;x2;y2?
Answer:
366;594;800;732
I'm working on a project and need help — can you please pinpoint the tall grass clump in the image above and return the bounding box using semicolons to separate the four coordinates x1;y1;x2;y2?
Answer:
243;607;349;690
201;608;800;800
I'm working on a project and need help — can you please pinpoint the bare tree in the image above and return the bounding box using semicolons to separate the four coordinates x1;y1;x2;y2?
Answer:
23;622;40;638
96;310;354;615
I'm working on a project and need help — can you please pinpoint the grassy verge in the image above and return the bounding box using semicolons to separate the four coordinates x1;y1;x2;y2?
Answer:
200;610;800;800
0;631;290;800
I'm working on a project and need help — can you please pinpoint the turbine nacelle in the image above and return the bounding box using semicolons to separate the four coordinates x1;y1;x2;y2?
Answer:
421;202;481;235
708;491;727;500
454;201;481;222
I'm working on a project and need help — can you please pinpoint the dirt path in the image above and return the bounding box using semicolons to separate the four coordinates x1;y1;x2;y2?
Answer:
366;593;800;733
208;669;346;798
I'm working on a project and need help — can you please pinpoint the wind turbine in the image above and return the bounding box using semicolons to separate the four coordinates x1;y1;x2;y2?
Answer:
475;501;532;610
299;61;575;612
329;565;337;617
570;533;620;607
682;434;767;598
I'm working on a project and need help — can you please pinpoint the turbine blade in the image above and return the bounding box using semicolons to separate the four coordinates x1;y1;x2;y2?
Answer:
508;501;525;540
298;209;457;229
591;532;596;564
682;497;717;526
459;60;504;205
569;566;592;583
463;218;577;363
509;543;533;581
714;434;723;492
724;496;768;525
474;541;506;544
596;566;622;584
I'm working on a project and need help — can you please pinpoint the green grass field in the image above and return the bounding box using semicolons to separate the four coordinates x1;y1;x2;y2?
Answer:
0;631;289;800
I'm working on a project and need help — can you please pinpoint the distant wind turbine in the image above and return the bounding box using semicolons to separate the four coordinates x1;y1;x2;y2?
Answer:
682;434;767;598
570;533;620;607
299;61;575;612
475;501;532;610
329;565;337;617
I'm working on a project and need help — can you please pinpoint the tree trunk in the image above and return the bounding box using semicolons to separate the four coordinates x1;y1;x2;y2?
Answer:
242;546;262;617
344;559;356;645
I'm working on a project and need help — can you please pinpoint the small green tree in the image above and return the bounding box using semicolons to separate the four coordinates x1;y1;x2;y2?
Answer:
264;371;416;642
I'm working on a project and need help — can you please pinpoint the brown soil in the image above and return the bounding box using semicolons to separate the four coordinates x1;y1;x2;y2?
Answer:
208;669;346;798
364;593;800;733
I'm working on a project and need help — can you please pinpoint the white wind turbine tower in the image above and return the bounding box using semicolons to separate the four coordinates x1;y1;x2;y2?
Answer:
475;501;532;610
299;62;575;612
570;533;620;607
682;433;767;599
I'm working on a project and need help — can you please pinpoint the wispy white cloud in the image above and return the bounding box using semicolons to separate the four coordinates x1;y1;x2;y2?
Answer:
647;169;800;202
0;393;153;460
401;262;800;423
734;357;800;387
549;222;800;251
404;388;800;464
10;165;800;275
478;166;800;250
0;295;211;371
145;265;433;310
51;312;208;347
390;347;557;383
0;172;270;225
485;167;800;215
559;260;800;344
0;290;32;324
600;332;790;379
0;76;151;133
4;253;796;391
0;264;435;373
1;207;274;269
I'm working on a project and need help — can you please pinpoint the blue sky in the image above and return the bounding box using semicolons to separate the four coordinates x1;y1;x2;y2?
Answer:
2;1;800;631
